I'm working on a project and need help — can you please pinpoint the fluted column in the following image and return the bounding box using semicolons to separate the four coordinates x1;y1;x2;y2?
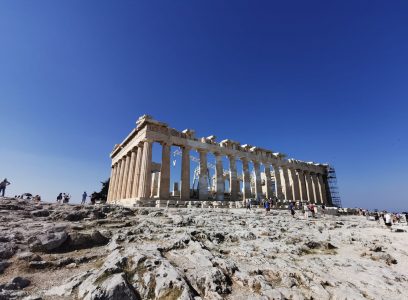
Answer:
159;142;171;199
131;144;143;198
125;148;137;198
281;166;293;201
290;168;301;201
120;153;131;199
229;155;238;201
242;158;251;201
253;161;262;200
317;174;327;204
180;146;191;200
115;158;126;200
215;153;224;201
112;161;121;201
298;169;308;201
107;165;115;202
264;164;273;199
198;150;208;200
305;171;315;203
272;164;283;200
311;173;321;204
138;139;153;199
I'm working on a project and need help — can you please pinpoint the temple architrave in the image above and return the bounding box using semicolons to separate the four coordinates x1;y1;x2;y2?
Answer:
107;115;333;208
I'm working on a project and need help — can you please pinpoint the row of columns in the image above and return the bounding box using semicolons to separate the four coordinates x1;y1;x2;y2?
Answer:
108;140;329;205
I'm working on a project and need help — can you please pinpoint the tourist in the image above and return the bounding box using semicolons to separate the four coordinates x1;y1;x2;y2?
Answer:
246;199;251;212
81;191;87;205
265;200;270;215
321;204;326;216
289;201;296;218
384;212;392;230
303;202;309;219
56;193;63;204
63;193;70;204
0;178;11;197
309;203;316;218
374;211;380;224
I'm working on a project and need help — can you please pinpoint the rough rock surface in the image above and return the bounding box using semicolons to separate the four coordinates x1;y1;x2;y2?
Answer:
1;198;408;299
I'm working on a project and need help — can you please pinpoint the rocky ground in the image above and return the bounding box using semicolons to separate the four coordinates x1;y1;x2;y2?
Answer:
1;198;408;300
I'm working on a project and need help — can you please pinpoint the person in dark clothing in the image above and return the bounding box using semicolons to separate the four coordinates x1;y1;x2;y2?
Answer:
289;201;296;218
0;179;11;197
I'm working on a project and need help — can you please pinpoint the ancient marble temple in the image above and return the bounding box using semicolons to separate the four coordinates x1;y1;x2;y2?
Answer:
107;115;333;207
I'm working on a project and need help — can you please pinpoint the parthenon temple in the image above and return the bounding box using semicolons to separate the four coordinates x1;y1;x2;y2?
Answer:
107;115;335;208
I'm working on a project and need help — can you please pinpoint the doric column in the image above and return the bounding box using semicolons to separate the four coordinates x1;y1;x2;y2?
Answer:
120;153;131;199
272;164;283;200
107;164;115;202
317;174;327;204
242;158;251;201
159;142;171;199
180;146;191;200
125;148;137;198
281;166;293;201
138;139;153;199
305;171;315;203
131;144;143;198
253;161;262;200
229;155;238;201
264;164;273;199
311;173;321;204
215;153;224;201
115;158;126;200
290;168;301;201
111;161;121;201
298;169;308;201
198;150;209;200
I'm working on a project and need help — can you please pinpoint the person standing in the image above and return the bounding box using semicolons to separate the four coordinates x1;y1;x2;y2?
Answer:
81;191;87;205
289;201;296;218
0;179;11;197
56;193;63;204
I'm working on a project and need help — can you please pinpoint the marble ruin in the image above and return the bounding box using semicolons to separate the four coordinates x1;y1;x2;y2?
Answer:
107;115;334;207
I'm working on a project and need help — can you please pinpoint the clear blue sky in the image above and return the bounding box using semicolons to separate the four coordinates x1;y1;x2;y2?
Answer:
0;1;407;211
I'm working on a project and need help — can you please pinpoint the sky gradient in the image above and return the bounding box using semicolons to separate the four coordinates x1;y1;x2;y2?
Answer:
1;1;407;210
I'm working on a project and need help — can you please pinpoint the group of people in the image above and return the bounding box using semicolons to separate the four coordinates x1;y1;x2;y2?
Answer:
56;193;71;204
244;197;326;220
372;210;408;229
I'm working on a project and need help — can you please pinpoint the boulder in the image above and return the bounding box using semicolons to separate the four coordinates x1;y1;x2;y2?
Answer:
0;260;11;274
12;277;31;289
30;231;68;252
0;243;17;259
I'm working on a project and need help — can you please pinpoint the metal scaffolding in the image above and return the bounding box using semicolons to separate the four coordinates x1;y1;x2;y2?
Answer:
327;166;342;207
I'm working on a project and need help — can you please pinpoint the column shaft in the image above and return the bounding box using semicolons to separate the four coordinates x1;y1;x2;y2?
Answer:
120;154;131;199
242;158;251;201
125;148;137;198
298;170;308;201
272;164;283;200
264;164;273;199
159;143;171;199
198;150;209;200
131;145;143;198
215;154;224;201
107;164;116;202
138;140;153;199
253;161;262;200
290;168;301;201
281;166;293;201
312;173;322;204
180;146;190;200
317;174;327;204
112;161;122;201
115;158;126;200
305;172;315;203
229;156;238;201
